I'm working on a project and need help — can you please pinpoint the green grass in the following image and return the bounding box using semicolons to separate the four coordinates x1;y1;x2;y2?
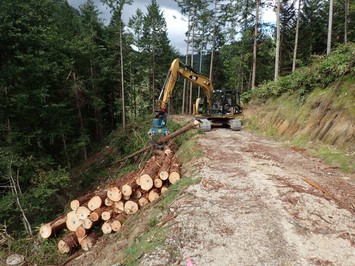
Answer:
121;176;199;266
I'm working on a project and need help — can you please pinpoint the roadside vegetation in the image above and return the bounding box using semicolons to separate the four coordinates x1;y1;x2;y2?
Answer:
243;44;355;173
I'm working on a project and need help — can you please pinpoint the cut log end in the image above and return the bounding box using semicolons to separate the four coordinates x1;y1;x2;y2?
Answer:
121;184;133;197
66;211;81;232
168;172;180;184
101;221;112;234
124;200;139;214
111;220;122;232
107;187;122;202
140;174;153;191
39;224;52;239
80;233;99;251
70;200;80;211
88;195;103;211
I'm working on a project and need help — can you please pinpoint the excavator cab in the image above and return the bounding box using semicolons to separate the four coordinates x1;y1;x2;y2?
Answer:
210;90;242;116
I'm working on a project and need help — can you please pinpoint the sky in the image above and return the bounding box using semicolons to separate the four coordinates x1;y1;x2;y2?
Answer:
67;0;275;54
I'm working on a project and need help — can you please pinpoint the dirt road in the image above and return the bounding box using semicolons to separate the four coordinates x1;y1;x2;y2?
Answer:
142;129;354;266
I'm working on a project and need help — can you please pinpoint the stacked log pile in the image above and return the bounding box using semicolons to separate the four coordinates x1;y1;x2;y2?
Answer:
39;148;181;254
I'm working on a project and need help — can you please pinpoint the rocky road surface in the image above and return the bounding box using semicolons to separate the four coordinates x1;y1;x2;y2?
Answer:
142;129;355;266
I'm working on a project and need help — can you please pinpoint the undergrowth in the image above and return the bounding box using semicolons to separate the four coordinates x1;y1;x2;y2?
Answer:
243;43;355;103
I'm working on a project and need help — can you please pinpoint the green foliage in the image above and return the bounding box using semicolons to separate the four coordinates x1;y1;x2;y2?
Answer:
243;43;355;102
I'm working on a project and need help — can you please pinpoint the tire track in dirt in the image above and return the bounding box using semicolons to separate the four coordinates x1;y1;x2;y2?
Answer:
141;129;354;266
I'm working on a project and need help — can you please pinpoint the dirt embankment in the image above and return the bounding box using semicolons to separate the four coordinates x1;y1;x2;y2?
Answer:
244;77;355;154
140;129;354;266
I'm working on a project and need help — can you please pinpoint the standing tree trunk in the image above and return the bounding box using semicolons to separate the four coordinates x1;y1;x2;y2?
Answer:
209;0;218;84
251;0;260;89
327;0;333;55
189;7;196;115
274;0;281;81
292;0;302;72
73;71;88;161
119;25;126;127
8;158;32;236
182;12;191;114
344;0;349;44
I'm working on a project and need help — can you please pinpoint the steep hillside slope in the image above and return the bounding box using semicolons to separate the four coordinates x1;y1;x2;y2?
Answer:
244;44;354;171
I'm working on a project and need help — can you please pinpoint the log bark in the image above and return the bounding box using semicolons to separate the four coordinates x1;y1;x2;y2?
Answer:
140;155;165;191
58;232;79;254
39;214;66;239
80;232;99;251
111;213;126;232
168;157;180;184
159;152;173;180
117;120;199;163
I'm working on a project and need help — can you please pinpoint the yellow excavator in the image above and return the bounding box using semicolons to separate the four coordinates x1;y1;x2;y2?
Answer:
148;58;243;140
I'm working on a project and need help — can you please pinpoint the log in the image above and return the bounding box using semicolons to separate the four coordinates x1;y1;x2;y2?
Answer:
139;154;165;191
117;120;199;163
148;189;160;202
39;214;67;239
138;197;149;207
124;200;139;214
107;186;122;202
121;184;133;197
111;213;126;232
101;209;113;221
104;197;114;207
76;206;91;220
101;221;112;234
139;174;154;191
153;176;163;188
58;232;79;254
89;206;110;222
80;232;99;251
109;171;139;188
133;189;142;199
156;120;200;145
66;211;81;232
75;226;87;239
168;157;180;184
81;218;93;229
70;190;107;211
87;195;103;211
113;201;125;213
161;186;168;194
159;152;173;180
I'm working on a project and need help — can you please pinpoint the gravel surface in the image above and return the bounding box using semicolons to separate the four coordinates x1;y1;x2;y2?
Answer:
141;129;355;266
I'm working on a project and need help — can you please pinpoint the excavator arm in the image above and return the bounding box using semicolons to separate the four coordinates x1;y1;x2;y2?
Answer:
159;59;213;112
148;58;214;143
